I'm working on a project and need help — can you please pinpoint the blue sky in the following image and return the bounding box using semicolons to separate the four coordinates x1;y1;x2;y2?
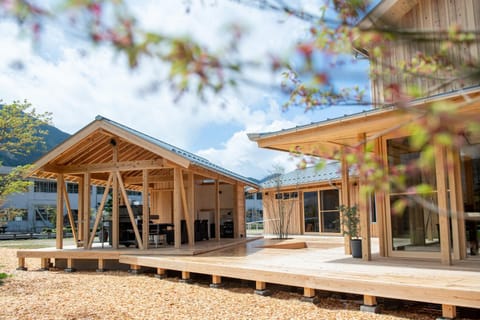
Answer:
0;1;370;179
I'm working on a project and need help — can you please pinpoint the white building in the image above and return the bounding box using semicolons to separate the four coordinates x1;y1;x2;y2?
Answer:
0;166;141;233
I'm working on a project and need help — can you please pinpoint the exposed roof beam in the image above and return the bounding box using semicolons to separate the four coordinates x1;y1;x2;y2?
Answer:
43;159;166;174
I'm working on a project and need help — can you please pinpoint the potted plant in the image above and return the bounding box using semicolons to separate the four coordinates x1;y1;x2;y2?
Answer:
339;205;362;258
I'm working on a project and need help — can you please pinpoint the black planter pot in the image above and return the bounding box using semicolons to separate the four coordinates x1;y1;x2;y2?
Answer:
350;239;362;258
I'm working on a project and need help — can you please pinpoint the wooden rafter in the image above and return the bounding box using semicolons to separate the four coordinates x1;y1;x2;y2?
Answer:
87;172;113;249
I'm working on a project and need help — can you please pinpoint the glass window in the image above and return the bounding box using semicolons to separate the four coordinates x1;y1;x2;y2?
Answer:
304;191;319;232
34;181;57;193
66;183;78;194
387;137;439;252
304;189;340;233
320;190;340;233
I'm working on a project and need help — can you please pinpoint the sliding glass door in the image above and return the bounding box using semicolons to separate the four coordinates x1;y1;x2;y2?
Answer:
303;189;340;234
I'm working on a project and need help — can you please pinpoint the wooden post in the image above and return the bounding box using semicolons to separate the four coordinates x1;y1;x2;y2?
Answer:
178;169;194;246
112;171;119;249
97;259;105;272
17;257;26;271
442;304;456;319
180;271;192;283
173;167;182;249
360;295;379;313
364;295;377;306
375;138;387;257
56;174;64;249
65;258;74;272
142;169;149;250
83;173;91;249
112;143;119;249
448;148;466;260
341;152;351;254
254;281;271;296
435;145;452;265
215;180;221;241
303;287;315;298
235;183;246;238
210;275;224;288
40;258;50;270
130;264;141;275
155;268;167;279
187;173;195;247
447;148;461;260
358;133;371;261
77;176;84;246
256;281;266;291
300;287;318;303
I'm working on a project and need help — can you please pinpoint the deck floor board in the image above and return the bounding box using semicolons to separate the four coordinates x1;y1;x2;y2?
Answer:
17;236;480;309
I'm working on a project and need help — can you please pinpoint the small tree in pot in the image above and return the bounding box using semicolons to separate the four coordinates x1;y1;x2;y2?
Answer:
339;205;362;258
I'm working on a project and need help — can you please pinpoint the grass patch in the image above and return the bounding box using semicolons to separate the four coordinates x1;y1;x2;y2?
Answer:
0;272;9;285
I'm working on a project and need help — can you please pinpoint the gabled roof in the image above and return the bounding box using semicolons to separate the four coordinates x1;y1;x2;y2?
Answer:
261;161;357;190
248;85;480;157
97;116;258;187
30;116;258;188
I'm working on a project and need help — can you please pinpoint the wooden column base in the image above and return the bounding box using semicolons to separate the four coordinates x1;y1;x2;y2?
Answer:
179;271;192;284
96;259;105;272
300;287;318;303
254;281;271;296
64;258;75;272
17;257;27;271
129;264;142;275
155;268;167;279
440;304;456;319
360;295;379;313
40;258;51;271
210;275;224;288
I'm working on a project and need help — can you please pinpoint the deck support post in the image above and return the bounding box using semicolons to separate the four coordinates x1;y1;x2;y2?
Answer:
301;287;318;303
96;259;105;272
210;275;224;288
254;281;271;296
439;304;456;320
129;264;141;275
155;268;167;279
16;257;27;271
358;133;372;261
64;258;75;272
179;271;192;284
40;258;50;271
360;295;379;313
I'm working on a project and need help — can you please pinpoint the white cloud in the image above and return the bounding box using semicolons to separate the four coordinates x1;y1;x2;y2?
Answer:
0;1;366;179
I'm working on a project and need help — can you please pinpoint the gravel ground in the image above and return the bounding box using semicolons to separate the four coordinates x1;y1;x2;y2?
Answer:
0;248;449;320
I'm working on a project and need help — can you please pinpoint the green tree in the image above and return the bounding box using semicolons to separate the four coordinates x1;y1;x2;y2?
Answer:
0;100;51;206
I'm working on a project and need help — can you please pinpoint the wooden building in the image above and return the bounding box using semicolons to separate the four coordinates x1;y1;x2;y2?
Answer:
249;0;480;266
28;116;258;250
259;162;380;237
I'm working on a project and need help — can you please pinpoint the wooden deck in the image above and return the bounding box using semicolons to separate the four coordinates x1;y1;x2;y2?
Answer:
120;237;480;317
17;236;480;318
